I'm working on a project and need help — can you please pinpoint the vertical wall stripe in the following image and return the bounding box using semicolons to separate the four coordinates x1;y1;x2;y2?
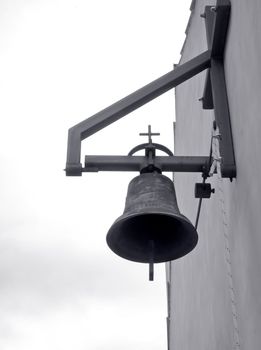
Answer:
212;129;240;349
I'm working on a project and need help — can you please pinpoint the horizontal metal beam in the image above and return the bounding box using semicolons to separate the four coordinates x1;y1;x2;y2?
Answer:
84;155;209;173
66;50;211;175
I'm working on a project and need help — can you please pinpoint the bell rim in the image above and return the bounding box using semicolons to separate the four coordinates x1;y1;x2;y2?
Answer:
106;211;198;263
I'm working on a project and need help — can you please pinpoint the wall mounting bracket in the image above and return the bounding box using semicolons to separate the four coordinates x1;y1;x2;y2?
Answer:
65;0;236;180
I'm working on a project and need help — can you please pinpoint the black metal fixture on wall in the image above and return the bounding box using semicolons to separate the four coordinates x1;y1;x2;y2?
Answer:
65;0;235;280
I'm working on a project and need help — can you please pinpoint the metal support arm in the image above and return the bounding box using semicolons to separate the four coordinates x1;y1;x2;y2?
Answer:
66;0;236;179
66;50;211;176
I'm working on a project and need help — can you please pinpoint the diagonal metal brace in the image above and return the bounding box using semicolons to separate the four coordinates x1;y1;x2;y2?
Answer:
66;50;211;176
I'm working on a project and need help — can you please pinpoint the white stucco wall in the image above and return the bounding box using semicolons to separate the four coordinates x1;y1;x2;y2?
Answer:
169;0;261;349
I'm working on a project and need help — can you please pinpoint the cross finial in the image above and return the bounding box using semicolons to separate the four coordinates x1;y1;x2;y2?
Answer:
139;125;160;143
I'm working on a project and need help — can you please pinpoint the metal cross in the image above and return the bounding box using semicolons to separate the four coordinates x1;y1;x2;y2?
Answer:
139;125;160;143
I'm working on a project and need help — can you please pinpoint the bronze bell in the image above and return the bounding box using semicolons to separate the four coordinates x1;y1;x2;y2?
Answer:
106;172;198;264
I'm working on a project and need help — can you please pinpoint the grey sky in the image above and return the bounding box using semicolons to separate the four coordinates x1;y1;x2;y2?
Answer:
0;0;191;349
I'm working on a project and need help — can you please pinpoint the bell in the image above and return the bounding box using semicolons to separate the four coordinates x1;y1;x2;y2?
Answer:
106;172;198;264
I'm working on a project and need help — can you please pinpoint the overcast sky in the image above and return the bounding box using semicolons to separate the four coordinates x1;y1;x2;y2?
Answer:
0;1;191;349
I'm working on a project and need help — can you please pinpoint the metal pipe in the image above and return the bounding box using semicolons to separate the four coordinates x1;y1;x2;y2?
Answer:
84;155;209;173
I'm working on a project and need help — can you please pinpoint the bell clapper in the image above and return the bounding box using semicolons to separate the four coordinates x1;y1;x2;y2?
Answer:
149;240;154;281
149;262;154;281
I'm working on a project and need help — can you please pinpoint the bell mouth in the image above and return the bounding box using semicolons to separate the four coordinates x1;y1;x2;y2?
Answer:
106;212;198;263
